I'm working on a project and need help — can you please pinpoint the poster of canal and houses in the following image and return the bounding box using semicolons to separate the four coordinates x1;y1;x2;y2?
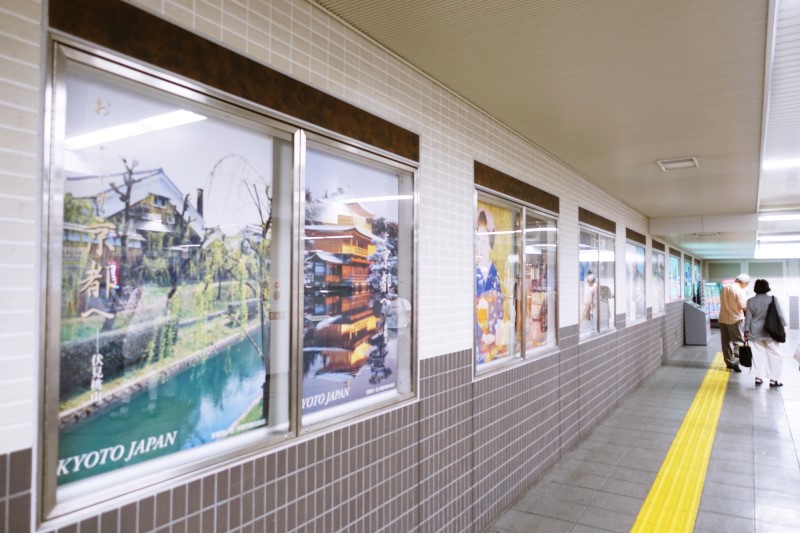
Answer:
53;61;413;486
56;65;292;485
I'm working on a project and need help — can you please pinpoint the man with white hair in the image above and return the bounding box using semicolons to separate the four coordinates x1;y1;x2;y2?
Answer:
718;273;750;372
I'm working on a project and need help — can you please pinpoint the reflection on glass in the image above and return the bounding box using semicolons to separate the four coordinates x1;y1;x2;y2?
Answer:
579;230;599;335
669;255;681;301
683;259;692;299
302;147;413;421
475;199;521;366
56;65;291;485
652;250;666;315
626;243;646;323
524;216;556;354
693;261;702;302
598;234;615;332
580;229;615;335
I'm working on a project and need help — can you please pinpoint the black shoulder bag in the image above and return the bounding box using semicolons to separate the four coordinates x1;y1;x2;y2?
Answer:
764;296;786;343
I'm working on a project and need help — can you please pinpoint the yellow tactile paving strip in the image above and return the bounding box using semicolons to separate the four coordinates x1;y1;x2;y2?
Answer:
630;352;729;532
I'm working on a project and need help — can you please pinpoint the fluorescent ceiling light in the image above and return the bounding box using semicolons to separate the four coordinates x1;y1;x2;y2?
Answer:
479;230;521;236
523;227;557;233
524;244;556;254
754;242;800;259
657;157;699;171
303;235;353;240
580;250;615;262
64;110;207;150
342;195;412;203
758;213;800;221
762;159;800;170
757;234;800;242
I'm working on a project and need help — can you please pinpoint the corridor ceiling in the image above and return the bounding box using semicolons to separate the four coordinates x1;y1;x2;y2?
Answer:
312;0;800;260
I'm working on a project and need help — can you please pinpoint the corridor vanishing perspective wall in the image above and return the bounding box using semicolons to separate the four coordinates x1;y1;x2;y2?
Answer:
0;1;685;531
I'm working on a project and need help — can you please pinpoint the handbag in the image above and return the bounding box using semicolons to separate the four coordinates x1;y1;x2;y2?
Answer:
764;296;786;343
738;342;752;368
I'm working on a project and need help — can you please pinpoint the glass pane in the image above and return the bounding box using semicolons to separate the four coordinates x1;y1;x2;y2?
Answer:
683;259;693;298
669;255;681;300
475;198;521;367
652;251;666;315
56;65;290;486
523;212;557;354
302;147;413;424
626;243;646;323
598;234;616;331
693;261;702;302
579;229;599;335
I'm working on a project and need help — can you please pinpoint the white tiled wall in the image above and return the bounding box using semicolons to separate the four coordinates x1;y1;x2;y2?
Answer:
0;1;42;454
0;0;650;453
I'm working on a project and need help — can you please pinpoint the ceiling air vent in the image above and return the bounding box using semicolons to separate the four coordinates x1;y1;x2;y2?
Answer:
657;157;699;171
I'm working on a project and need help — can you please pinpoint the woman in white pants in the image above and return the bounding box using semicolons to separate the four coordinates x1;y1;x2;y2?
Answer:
745;279;786;387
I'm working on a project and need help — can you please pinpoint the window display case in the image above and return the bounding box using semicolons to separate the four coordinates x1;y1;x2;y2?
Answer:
43;41;417;513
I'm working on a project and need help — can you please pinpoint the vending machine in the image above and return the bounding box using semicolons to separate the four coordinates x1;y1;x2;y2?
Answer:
704;281;721;326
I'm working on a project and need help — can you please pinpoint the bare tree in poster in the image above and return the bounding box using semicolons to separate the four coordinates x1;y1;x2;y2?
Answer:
106;158;142;296
207;155;273;422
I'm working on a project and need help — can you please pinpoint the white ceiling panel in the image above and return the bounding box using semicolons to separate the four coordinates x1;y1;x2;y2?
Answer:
314;0;800;259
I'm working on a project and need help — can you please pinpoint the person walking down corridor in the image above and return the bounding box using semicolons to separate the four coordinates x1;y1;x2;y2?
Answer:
718;273;750;372
745;279;787;387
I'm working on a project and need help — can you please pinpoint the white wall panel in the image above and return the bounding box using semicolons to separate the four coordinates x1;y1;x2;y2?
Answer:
0;0;650;452
0;1;41;454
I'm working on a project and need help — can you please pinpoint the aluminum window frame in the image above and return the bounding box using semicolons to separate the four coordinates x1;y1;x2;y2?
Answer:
39;39;418;522
473;187;559;377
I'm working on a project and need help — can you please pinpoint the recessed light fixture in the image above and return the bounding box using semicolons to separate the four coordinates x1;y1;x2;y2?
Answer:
757;234;800;243
762;159;800;170
758;213;800;221
657;157;699;171
754;242;800;259
343;195;413;203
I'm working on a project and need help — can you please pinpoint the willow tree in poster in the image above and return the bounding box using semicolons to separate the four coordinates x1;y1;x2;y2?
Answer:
53;64;291;485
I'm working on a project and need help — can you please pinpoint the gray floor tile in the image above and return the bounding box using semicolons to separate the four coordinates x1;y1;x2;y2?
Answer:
707;457;755;476
588;491;643;516
579;441;629;456
755;521;800;533
615;454;661;473
709;447;754;464
698;492;755;519
515;494;586;522
485;330;800;533
557;458;616;478
755;488;800;509
564;448;623;466
755;503;800;528
541;468;607;491
604;465;656;485
630;434;673;452
704;468;756;488
576;505;636;532
568;524;616;533
490;510;573;533
702;480;756;502
598;478;651;499
528;480;597;506
694;510;756;533
754;471;800;495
